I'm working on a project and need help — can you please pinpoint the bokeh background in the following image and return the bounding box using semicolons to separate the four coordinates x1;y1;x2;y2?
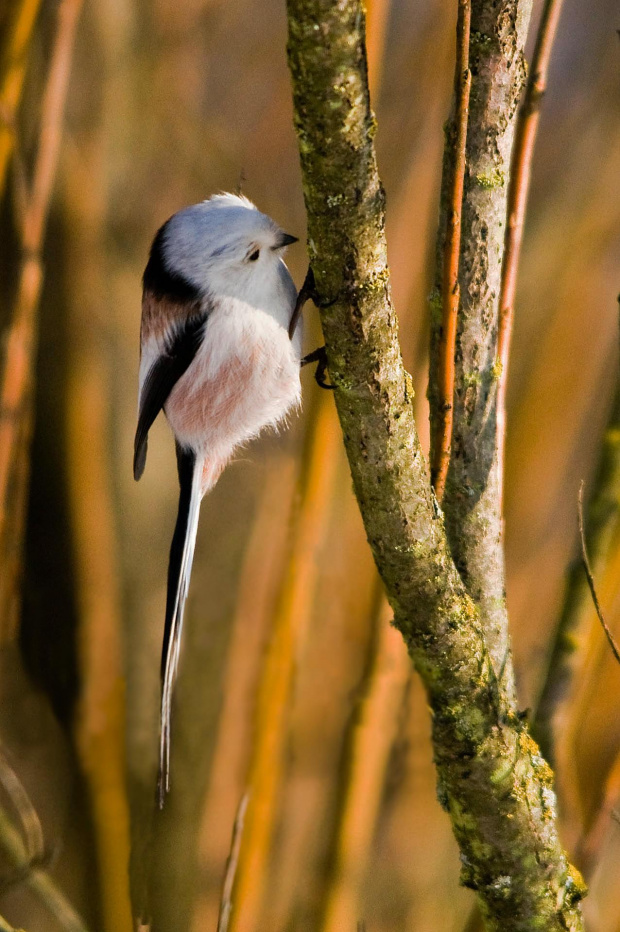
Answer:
1;0;619;930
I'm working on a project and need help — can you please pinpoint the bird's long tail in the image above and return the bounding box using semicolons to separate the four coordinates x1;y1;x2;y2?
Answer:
158;443;203;807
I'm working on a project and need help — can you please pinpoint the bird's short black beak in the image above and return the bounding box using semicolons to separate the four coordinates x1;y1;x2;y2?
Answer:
275;232;299;249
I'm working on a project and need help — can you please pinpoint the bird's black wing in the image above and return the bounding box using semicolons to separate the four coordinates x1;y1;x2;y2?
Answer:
133;313;207;480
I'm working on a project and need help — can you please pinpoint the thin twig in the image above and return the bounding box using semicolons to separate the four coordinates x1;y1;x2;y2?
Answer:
365;0;391;101
0;0;44;195
496;0;565;503
0;912;26;932
0;0;83;637
217;793;249;932
320;593;410;932
62;157;133;932
531;377;620;764
228;393;340;932
23;0;83;252
0;748;44;863
578;481;620;667
431;0;471;500
0;805;89;932
573;748;620;878
192;461;296;931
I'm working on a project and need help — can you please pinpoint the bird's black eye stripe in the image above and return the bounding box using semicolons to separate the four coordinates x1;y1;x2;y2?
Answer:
248;249;260;262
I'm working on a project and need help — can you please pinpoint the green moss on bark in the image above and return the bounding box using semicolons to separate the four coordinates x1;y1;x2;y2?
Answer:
429;0;533;702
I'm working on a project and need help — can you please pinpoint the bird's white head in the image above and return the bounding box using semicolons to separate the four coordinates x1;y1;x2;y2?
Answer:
159;193;298;301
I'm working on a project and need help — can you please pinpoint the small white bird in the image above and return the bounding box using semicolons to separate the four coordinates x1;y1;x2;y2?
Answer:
134;193;304;805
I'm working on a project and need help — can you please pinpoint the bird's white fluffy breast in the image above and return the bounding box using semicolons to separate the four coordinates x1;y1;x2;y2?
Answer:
164;296;301;460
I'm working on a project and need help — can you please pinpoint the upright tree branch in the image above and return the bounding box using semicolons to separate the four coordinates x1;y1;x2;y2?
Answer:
431;0;471;501
430;0;534;697
286;2;584;928
496;0;565;498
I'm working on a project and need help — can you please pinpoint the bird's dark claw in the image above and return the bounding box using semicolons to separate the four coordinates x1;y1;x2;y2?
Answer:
288;267;337;339
301;346;334;390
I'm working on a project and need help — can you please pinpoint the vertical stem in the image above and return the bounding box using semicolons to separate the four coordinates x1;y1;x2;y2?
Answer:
0;0;43;195
365;0;391;101
62;151;133;932
0;0;83;640
431;0;534;696
228;395;340;932
191;460;297;932
431;0;471;500
533;384;620;762
0;258;42;641
496;0;566;502
319;592;410;932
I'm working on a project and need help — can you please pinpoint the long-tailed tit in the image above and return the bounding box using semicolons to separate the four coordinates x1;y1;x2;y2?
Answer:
134;193;304;805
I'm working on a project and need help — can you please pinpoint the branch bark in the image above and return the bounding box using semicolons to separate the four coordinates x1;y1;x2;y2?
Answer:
430;1;533;696
286;2;584;928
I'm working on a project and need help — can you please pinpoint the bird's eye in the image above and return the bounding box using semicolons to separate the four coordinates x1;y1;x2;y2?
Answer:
249;249;260;262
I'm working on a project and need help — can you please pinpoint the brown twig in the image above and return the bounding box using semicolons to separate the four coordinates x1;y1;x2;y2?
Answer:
0;411;35;641
578;481;620;667
62;147;133;932
217;793;249;932
0;0;83;637
0;0;44;196
496;0;565;502
431;0;471;500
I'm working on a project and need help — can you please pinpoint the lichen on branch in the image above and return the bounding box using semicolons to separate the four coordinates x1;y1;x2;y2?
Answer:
430;1;534;701
286;1;584;928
